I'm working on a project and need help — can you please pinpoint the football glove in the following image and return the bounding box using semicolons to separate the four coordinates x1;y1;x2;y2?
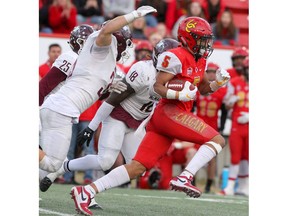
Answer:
178;81;198;102
77;127;94;147
108;80;127;94
237;112;249;124
210;68;231;91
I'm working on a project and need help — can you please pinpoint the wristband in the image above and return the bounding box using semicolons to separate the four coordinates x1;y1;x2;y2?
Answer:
124;11;138;23
210;81;220;92
166;89;177;99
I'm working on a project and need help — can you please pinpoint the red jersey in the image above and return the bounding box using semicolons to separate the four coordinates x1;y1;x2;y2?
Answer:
227;67;240;79
157;47;207;112
79;100;102;121
227;76;249;124
196;86;227;130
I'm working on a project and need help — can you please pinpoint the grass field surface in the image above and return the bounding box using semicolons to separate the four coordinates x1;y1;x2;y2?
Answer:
39;184;248;216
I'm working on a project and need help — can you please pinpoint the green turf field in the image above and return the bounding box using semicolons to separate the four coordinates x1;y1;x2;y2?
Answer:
39;184;248;216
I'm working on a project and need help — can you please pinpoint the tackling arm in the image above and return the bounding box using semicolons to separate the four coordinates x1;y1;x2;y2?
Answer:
96;6;157;46
88;78;135;131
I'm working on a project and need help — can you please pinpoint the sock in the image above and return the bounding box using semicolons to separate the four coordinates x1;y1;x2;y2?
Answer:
67;155;102;171
185;145;216;176
39;169;49;181
238;160;249;177
46;157;68;182
229;164;240;180
85;185;96;197
94;165;130;193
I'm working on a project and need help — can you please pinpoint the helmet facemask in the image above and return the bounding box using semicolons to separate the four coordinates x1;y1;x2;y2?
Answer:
190;33;214;60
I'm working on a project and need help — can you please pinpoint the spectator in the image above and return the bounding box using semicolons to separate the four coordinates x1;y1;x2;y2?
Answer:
202;0;226;24
130;17;147;40
39;43;62;80
73;0;104;27
147;31;163;47
48;0;77;34
39;0;53;33
172;0;206;39
102;0;135;20
156;22;169;38
165;0;187;34
138;0;168;27
211;9;239;46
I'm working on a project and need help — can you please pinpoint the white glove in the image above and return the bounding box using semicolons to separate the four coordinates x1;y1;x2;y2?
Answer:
178;81;198;102
226;95;239;107
108;81;127;94
237;111;249;124
210;68;231;91
124;6;157;22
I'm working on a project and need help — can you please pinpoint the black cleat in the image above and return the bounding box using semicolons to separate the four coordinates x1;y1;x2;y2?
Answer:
40;177;53;192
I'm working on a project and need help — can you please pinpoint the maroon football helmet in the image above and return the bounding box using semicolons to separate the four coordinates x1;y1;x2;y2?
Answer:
152;38;180;67
68;24;94;54
113;25;133;61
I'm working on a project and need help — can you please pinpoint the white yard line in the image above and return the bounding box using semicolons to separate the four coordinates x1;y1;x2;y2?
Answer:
39;208;74;216
111;193;248;204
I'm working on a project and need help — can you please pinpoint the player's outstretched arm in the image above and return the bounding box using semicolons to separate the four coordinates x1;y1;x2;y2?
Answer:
96;6;157;46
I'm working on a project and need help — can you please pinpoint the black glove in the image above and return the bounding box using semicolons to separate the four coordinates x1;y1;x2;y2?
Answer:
77;127;95;147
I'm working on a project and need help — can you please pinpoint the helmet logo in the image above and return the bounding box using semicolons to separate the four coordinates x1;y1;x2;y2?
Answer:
186;20;197;32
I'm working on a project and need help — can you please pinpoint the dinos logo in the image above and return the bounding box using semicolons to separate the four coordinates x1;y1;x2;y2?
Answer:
186;20;197;32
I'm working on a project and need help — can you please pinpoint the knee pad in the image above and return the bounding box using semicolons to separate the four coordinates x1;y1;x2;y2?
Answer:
98;154;117;171
39;156;63;172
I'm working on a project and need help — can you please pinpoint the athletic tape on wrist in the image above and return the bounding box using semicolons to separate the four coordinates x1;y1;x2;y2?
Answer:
124;11;138;23
210;81;220;92
166;89;177;99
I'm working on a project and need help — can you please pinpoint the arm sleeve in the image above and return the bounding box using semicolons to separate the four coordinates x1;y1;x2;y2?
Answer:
39;67;67;106
88;101;115;131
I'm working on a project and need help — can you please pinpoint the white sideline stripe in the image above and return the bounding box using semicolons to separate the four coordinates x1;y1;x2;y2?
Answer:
111;193;247;204
39;208;74;216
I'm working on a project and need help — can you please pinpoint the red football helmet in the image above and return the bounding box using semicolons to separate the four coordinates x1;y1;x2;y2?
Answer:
68;24;94;54
177;17;214;60
135;40;153;53
152;38;180;67
113;25;133;61
231;46;249;60
135;40;153;61
206;62;220;71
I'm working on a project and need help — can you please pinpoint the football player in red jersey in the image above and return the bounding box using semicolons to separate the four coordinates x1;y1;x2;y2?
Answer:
194;62;227;193
226;46;249;79
220;56;249;196
70;17;230;207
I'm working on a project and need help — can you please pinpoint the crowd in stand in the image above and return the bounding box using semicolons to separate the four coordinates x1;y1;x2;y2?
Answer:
39;0;248;47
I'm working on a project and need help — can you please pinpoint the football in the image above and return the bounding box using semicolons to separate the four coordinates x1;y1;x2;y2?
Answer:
165;79;195;91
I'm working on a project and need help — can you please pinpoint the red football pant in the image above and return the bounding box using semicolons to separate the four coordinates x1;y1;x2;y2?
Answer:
229;123;249;164
133;103;219;169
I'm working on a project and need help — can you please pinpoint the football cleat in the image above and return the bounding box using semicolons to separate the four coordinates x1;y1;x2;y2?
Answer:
89;198;103;210
70;186;93;216
170;175;201;198
39;177;52;192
